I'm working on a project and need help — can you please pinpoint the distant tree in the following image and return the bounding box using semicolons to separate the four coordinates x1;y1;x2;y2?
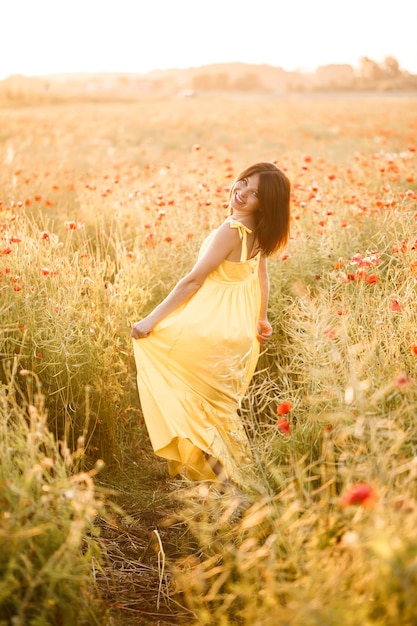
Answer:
191;73;213;90
233;72;265;92
383;55;401;78
359;56;384;81
212;72;231;90
191;72;232;91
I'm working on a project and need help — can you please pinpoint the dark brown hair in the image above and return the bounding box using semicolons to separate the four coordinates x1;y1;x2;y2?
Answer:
232;162;291;256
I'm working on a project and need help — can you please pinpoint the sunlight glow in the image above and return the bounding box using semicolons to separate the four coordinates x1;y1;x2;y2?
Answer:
1;0;416;79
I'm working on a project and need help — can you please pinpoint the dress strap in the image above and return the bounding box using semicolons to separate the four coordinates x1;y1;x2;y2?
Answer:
229;220;252;262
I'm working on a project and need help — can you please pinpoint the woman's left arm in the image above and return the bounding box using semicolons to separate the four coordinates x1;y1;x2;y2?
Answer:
257;255;272;345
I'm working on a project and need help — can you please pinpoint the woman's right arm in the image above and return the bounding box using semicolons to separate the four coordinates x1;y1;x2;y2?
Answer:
131;273;204;338
131;222;240;338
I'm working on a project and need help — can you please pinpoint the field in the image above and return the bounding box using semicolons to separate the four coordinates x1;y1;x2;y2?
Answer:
1;92;417;625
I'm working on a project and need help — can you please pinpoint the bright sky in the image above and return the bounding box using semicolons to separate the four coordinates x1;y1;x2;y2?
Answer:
1;0;416;79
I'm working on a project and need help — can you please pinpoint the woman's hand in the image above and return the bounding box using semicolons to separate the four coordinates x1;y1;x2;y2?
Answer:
257;319;272;346
131;317;154;339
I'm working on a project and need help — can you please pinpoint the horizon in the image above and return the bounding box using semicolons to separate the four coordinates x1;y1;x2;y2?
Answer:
2;56;415;82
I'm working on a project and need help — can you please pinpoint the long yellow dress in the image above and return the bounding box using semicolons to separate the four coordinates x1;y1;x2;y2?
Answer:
132;220;261;483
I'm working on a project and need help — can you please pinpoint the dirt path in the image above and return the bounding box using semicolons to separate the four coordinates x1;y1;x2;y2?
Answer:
96;451;194;626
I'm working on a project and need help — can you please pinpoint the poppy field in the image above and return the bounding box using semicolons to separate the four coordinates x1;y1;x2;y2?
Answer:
1;93;417;625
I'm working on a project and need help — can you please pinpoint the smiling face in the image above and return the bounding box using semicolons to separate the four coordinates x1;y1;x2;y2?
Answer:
230;173;260;216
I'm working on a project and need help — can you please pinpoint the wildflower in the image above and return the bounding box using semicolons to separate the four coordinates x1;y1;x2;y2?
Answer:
40;231;50;239
144;233;156;248
276;418;291;435
324;325;336;339
390;298;402;312
409;261;417;275
341;483;377;508
365;273;378;284
396;374;412;388
350;252;381;268
276;401;292;415
411;343;417;356
64;220;81;230
41;268;50;276
333;259;345;270
1;247;12;255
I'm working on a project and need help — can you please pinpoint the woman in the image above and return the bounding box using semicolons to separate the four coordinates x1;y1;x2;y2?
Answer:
131;162;291;484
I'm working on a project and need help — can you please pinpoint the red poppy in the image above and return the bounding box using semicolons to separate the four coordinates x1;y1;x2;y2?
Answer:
276;418;291;435
365;273;378;284
396;374;411;388
341;483;377;508
390;299;402;312
65;220;81;230
276;401;292;415
144;233;156;248
324;326;336;339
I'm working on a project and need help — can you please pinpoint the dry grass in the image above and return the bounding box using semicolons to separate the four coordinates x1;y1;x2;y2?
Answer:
1;92;417;624
94;455;193;625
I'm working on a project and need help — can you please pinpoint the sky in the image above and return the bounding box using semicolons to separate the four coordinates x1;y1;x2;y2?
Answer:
1;0;416;80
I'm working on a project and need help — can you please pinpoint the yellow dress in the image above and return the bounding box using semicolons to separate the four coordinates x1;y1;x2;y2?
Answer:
132;220;261;483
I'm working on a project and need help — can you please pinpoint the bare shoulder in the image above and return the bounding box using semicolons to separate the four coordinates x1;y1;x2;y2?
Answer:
208;219;242;247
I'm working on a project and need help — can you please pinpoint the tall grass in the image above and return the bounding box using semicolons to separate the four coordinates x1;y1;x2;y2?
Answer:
0;367;107;624
1;94;416;623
